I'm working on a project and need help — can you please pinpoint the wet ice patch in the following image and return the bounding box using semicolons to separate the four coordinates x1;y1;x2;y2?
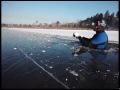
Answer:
47;46;51;48
79;69;82;72
80;61;86;64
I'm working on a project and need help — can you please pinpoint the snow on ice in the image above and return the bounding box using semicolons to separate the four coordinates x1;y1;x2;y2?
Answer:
3;28;118;43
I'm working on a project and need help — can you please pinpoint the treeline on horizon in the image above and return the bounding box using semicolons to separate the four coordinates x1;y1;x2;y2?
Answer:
2;10;119;30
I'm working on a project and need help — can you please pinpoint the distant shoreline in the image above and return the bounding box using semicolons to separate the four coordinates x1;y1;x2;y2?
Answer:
1;26;93;30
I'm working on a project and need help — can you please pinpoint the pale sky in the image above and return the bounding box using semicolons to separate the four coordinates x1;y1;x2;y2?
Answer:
2;1;119;24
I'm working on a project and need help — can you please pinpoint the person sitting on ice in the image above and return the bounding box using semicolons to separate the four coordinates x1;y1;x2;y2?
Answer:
73;14;108;50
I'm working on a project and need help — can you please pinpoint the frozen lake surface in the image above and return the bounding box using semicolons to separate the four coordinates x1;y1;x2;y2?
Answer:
2;28;119;89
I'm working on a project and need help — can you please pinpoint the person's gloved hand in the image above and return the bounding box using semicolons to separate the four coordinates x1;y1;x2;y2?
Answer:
73;32;80;38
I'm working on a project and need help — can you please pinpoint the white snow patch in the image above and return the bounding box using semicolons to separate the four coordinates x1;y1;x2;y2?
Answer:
4;28;118;42
14;48;17;50
69;70;79;76
49;66;53;69
107;70;110;72
74;54;79;57
30;53;33;55
66;68;68;71
42;50;46;53
63;44;68;46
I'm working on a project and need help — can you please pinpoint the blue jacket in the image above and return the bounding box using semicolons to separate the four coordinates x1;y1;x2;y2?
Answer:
90;31;108;49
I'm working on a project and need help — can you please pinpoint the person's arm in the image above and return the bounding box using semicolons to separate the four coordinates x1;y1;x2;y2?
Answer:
78;36;91;47
89;42;98;49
